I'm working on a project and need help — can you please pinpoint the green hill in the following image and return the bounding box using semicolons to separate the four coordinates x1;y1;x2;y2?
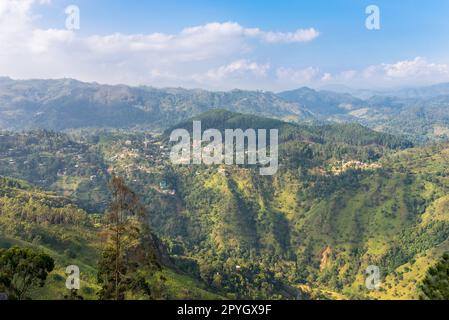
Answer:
0;176;223;300
1;110;448;300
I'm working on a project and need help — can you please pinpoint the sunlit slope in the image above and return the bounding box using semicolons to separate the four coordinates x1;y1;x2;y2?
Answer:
0;176;223;300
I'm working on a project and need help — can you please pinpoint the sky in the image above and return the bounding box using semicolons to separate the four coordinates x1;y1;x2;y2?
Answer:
0;0;448;91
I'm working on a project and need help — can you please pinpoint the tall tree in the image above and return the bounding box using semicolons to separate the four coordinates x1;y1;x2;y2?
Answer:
97;175;161;300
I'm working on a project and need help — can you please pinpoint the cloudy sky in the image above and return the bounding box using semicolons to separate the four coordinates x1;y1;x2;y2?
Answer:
1;0;449;91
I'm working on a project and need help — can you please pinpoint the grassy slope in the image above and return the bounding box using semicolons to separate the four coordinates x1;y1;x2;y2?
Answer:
158;142;449;299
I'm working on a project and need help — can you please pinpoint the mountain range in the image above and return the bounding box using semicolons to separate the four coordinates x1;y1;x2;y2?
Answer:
2;77;449;300
2;77;449;142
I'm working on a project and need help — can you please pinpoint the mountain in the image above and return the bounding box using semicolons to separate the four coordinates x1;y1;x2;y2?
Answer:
3;77;449;143
318;83;449;100
155;112;449;299
4;110;436;300
165;109;412;149
373;83;449;99
1;77;449;299
0;78;312;131
278;86;449;142
278;87;365;116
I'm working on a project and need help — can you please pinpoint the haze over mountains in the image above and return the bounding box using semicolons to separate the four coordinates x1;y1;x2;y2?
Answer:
2;77;449;142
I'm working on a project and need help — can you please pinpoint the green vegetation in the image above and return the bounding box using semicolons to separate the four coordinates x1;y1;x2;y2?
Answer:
97;175;163;300
419;253;449;300
1;109;449;300
0;175;223;300
0;247;54;300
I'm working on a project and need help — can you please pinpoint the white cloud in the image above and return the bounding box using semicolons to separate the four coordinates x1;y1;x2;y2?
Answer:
382;57;449;78
243;27;320;43
276;67;321;85
353;57;449;87
1;1;447;91
30;28;74;53
339;70;358;81
321;73;332;82
314;58;449;89
273;57;449;90
359;57;449;81
204;60;270;80
0;1;319;89
181;22;319;44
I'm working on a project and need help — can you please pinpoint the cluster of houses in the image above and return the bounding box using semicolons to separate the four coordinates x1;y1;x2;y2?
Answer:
111;136;171;166
331;160;381;175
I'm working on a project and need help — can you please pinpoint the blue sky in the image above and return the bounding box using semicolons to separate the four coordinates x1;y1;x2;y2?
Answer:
1;0;449;90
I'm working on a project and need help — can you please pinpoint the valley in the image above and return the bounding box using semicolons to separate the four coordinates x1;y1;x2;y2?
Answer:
1;105;449;299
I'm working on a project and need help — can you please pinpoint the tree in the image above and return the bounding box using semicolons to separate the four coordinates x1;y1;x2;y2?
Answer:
419;253;449;300
0;247;54;300
97;175;162;300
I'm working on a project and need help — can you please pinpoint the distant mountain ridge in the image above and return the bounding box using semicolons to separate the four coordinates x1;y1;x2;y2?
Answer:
278;84;449;142
319;82;449;99
0;78;312;131
2;77;449;142
278;87;365;116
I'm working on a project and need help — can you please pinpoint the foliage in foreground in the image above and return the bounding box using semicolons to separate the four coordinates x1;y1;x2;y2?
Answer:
0;246;54;300
97;175;163;300
419;253;449;300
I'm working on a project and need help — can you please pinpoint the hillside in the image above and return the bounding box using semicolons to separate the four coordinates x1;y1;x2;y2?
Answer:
1;110;448;299
165;109;412;148
278;87;365;116
2;78;449;143
0;78;311;131
0;176;223;300
98;111;449;299
279;86;449;143
150;140;449;299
